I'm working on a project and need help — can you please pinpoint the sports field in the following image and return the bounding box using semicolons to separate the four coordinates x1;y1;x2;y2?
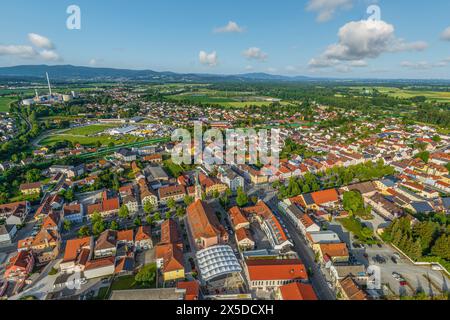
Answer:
62;124;117;135
40;134;143;147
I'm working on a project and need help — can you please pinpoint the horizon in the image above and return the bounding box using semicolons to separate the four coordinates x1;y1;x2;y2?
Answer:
0;0;449;79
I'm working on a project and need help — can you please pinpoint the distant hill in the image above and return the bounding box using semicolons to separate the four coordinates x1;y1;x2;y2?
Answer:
0;65;448;85
0;64;314;83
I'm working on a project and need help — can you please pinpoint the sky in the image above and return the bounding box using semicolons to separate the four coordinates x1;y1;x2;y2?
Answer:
0;0;449;79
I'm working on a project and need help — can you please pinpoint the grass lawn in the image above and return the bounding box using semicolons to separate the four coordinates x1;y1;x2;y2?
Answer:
40;134;143;147
63;124;117;135
338;216;378;245
374;87;450;102
0;96;16;112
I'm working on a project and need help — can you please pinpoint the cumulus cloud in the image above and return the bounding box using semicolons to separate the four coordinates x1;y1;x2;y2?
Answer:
441;26;450;41
199;50;218;67
306;0;353;22
309;19;427;70
0;45;37;59
0;33;61;61
28;33;54;49
39;49;61;61
214;21;244;33
243;47;268;62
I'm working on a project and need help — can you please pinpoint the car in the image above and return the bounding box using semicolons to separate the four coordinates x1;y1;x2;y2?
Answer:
377;243;383;248
363;253;369;259
391;256;398;264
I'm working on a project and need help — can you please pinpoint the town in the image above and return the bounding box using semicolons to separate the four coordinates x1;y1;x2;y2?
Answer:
0;79;449;301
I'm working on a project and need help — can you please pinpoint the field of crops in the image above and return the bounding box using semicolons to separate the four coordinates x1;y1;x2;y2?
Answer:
372;87;450;102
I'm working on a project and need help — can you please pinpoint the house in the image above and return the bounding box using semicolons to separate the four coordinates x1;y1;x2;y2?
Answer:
19;182;41;195
318;243;350;265
135;225;153;250
0;201;30;226
176;281;200;300
245;259;308;291
63;203;84;224
114;148;137;162
4;250;35;281
282;203;319;236
158;185;186;205
302;188;339;210
84;257;116;280
30;228;61;265
87;191;120;218
235;228;255;251
60;237;92;274
244;201;292;251
186;200;228;250
218;166;244;192
306;231;341;251
94;230;118;258
199;172;228;196
155;243;185;282
42;211;62;231
228;206;250;230
143;154;163;164
139;178;158;208
276;282;318;300
0;224;17;245
117;229;134;246
337;276;368;300
329;265;367;286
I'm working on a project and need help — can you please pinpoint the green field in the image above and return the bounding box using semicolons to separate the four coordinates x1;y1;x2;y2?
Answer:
350;86;450;103
40;134;143;147
0;96;16;112
62;124;117;135
167;89;292;108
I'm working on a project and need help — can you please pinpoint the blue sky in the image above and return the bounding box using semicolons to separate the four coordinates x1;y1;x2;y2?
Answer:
0;0;449;78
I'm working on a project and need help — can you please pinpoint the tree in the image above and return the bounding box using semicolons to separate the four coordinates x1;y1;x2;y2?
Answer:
134;217;142;227
143;201;154;215
146;215;154;225
78;225;90;238
92;220;106;236
343;191;365;216
25;169;41;183
236;187;248;208
431;234;450;260
118;205;130;219
153;212;161;221
212;190;220;199
63;220;72;232
176;206;185;218
135;263;156;285
167;198;176;211
183;195;194;206
110;220;119;230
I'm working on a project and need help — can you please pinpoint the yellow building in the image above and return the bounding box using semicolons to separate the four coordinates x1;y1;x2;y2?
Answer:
19;182;42;196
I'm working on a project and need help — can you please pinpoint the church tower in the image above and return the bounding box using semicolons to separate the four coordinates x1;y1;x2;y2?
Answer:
194;171;202;202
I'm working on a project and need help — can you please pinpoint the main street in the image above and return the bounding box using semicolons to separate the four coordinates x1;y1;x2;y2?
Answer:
264;194;336;300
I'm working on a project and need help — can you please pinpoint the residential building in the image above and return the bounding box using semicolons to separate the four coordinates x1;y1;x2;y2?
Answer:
186;200;228;250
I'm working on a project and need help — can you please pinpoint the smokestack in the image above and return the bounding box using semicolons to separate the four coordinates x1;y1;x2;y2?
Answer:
46;72;52;97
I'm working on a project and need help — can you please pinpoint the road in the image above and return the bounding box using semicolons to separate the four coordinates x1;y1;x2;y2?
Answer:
265;196;336;300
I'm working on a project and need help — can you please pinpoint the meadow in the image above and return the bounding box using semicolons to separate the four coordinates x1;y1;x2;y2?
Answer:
62;124;117;135
40;134;143;147
0;96;17;112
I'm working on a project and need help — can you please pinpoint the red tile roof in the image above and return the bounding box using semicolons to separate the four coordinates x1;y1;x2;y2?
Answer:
246;259;308;281
279;282;318;300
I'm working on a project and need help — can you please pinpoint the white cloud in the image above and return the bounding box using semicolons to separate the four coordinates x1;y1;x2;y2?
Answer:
0;33;61;62
214;21;244;33
28;33;54;49
199;50;218;67
441;26;450;41
267;67;277;73
306;0;353;22
39;50;61;61
309;19;427;70
243;47;268;62
0;45;37;59
244;65;254;71
349;60;368;67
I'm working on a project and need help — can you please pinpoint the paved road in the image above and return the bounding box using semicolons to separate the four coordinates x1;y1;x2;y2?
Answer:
265;197;336;300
